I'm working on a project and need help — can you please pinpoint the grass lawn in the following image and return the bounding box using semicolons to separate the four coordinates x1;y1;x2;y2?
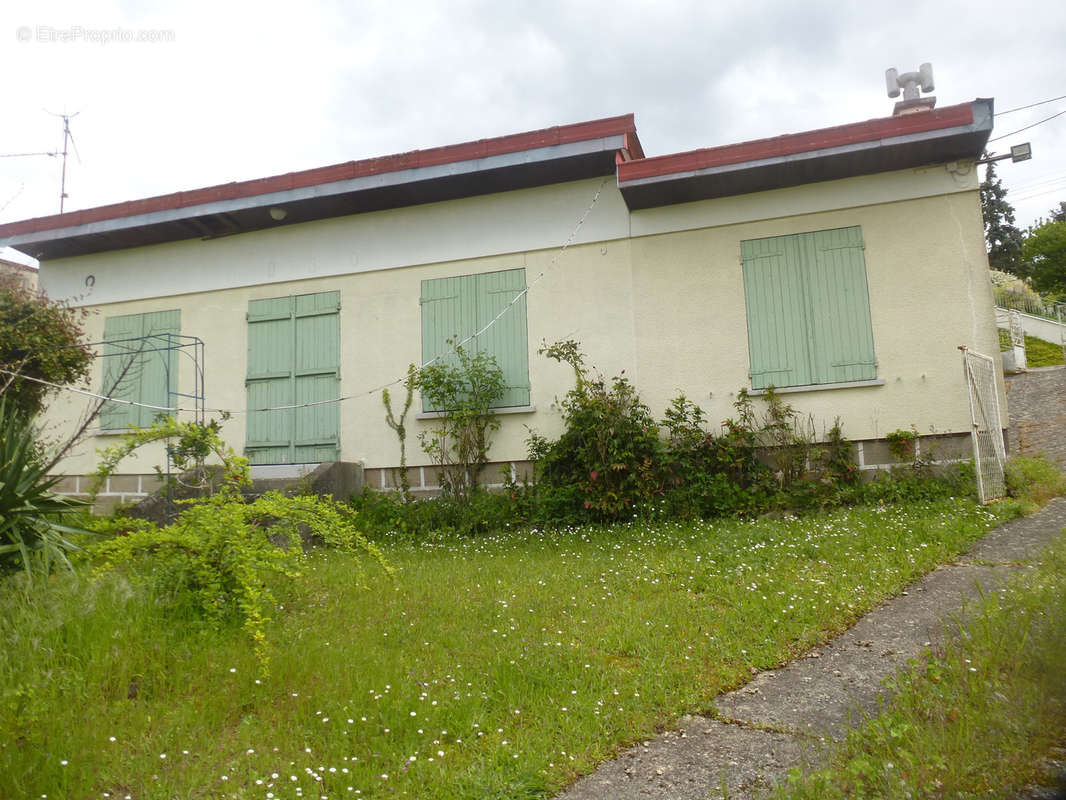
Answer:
0;500;1015;799
770;526;1066;799
998;328;1065;367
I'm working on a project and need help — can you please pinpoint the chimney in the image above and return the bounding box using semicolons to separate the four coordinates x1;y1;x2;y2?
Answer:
886;63;936;115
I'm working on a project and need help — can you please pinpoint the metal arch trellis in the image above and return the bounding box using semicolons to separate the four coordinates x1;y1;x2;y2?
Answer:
94;332;206;516
960;346;1007;503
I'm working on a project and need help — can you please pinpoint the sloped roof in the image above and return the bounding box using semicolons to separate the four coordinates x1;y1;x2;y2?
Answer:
618;100;993;209
0;100;994;261
0;115;643;260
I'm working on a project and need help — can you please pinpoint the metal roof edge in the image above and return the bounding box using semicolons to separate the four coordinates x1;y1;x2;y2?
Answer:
0;135;628;251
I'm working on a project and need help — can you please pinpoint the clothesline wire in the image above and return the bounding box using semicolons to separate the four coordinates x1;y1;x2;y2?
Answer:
8;177;609;417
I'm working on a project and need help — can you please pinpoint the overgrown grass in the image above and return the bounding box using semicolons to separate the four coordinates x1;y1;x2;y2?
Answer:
1006;456;1066;513
998;328;1065;367
0;500;1019;799
768;527;1066;800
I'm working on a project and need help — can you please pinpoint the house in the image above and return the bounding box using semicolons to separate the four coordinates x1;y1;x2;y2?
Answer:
0;248;39;289
0;97;1002;509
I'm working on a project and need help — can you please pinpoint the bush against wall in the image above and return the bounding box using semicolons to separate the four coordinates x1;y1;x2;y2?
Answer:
659;394;775;518
529;340;663;523
414;344;506;503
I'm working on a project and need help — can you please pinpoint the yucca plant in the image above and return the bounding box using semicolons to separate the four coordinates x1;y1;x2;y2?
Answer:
0;398;90;580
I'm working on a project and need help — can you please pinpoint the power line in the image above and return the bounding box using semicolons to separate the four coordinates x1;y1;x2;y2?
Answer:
1012;184;1066;203
0;151;57;158
988;108;1066;143
0;368;177;412
996;94;1066;116
1010;171;1066;192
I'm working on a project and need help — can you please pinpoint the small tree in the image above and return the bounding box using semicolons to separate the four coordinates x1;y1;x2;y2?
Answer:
414;344;506;503
1022;219;1066;297
382;365;416;503
980;157;1026;276
0;274;92;417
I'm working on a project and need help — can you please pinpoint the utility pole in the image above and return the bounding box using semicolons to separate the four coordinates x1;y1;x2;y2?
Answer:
47;110;80;213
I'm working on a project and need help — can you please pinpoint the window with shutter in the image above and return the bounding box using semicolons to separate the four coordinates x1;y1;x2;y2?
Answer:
420;268;530;412
100;310;180;429
246;291;340;464
741;227;877;390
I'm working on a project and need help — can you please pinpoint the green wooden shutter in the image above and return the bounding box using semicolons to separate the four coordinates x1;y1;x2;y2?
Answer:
246;292;340;465
420;275;476;412
100;310;180;429
806;228;877;384
476;268;530;407
136;310;181;427
101;314;142;430
293;292;341;463
421;269;530;411
742;236;811;389
247;297;296;464
742;227;876;389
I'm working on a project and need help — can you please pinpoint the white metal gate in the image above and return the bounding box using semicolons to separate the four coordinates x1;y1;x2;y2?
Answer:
960;347;1007;503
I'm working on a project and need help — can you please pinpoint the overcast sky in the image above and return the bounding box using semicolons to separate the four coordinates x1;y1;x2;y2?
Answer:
2;0;1064;264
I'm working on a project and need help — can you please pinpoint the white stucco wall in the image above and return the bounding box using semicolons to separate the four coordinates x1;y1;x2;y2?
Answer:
37;164;1003;479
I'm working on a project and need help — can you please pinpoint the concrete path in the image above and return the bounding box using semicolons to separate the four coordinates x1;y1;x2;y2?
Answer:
556;499;1066;800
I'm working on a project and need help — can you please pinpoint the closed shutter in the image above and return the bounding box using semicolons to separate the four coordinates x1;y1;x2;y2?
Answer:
742;236;811;389
420;275;476;413
420;269;530;411
806;228;877;384
476;268;530;407
246;292;339;464
742;227;876;389
293;292;341;463
101;310;180;429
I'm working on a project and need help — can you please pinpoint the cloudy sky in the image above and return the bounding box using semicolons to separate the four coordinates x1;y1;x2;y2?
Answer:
2;0;1064;262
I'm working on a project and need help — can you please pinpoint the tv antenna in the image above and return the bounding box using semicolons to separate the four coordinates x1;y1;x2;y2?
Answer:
45;109;82;213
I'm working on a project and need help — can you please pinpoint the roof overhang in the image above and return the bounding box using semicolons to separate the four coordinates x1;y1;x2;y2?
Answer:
617;99;994;210
0;115;643;261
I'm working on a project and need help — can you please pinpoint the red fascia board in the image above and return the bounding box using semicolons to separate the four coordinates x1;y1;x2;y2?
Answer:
0;114;638;238
617;102;976;183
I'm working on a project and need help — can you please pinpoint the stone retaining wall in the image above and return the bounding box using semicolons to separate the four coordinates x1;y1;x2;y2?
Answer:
1006;366;1066;468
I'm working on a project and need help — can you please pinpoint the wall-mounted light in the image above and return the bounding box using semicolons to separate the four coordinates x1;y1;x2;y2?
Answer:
1009;143;1032;163
269;207;288;221
976;143;1033;165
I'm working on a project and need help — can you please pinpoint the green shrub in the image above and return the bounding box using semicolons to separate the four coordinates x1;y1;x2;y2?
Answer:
86;417;390;670
350;485;522;539
852;462;976;505
885;428;919;462
530;340;663;523
0;275;92;417
783;420;863;511
0;399;90;580
90;414;247;504
659;394;772;518
414;344;506;502
92;490;389;670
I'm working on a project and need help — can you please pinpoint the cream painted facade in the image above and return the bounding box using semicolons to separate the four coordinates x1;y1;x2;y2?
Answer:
37;163;1004;486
